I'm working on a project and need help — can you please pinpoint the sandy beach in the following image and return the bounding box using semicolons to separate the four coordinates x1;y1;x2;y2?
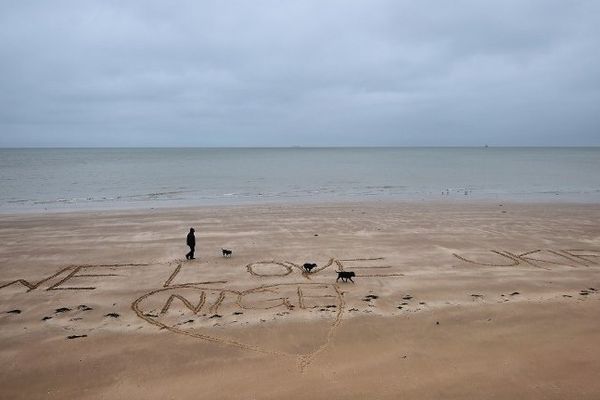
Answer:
1;201;599;399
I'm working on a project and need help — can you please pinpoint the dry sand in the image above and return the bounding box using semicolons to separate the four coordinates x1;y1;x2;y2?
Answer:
1;201;599;399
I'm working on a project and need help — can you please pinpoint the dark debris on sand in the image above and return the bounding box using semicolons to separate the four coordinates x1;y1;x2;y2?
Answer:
66;335;87;340
580;288;597;296
6;309;21;314
362;295;379;302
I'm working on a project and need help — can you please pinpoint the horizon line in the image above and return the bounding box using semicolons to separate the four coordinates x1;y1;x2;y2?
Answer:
1;145;600;149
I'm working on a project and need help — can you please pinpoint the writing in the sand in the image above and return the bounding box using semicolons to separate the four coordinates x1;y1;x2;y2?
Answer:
0;263;148;293
244;257;405;279
155;284;340;314
4;250;597;294
0;256;404;294
453;249;599;268
134;283;343;327
131;283;345;362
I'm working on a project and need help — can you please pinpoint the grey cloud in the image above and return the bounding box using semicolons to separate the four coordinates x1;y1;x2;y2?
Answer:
0;0;599;146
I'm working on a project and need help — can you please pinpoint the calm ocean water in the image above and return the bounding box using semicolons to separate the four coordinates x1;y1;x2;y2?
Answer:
1;147;599;212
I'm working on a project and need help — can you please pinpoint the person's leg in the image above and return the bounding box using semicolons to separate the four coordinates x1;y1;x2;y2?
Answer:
190;246;195;259
186;246;193;260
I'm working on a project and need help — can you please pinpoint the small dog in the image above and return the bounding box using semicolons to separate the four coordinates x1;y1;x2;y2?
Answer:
221;248;232;257
336;271;355;283
303;263;317;273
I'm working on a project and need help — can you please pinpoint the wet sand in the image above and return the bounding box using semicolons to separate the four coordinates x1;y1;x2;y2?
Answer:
1;201;599;399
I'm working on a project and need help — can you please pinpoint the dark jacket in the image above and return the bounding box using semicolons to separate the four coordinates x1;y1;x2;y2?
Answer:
186;231;195;247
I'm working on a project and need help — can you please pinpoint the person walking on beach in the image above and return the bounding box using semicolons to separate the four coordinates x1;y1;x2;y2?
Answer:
186;228;196;260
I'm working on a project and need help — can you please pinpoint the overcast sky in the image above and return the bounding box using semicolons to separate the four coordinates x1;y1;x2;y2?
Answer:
1;1;599;147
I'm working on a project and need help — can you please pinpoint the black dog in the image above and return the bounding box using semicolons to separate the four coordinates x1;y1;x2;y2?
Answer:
221;248;232;257
336;271;355;283
303;263;317;273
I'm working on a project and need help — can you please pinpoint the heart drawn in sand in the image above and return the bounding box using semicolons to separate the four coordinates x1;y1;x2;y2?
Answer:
132;283;345;368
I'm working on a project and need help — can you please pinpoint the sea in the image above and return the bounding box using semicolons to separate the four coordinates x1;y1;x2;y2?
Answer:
1;147;599;212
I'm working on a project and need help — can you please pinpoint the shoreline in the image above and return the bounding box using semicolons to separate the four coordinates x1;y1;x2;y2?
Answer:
2;196;600;217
